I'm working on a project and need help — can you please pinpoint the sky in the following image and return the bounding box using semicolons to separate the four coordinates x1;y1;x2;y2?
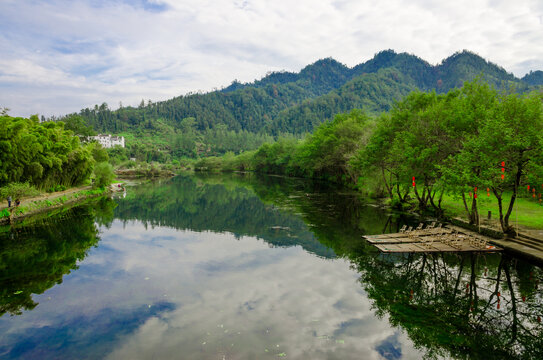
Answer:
1;0;542;118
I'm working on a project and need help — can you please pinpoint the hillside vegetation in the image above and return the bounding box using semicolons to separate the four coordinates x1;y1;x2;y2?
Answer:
54;50;539;163
195;79;543;234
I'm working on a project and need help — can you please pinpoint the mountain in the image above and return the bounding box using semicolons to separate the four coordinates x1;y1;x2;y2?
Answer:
222;57;353;97
522;70;543;86
63;50;538;136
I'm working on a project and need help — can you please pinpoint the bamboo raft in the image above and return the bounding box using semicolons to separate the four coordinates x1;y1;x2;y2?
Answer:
364;223;502;253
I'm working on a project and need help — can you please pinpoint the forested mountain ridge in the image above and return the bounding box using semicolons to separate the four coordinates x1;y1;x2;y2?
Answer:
63;50;538;136
222;57;353;96
522;70;543;85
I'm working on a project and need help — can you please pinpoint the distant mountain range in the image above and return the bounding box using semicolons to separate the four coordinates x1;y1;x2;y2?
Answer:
69;50;543;135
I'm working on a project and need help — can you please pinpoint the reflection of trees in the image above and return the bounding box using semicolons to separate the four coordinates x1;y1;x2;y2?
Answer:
113;175;335;257
195;172;414;257
118;173;543;358
213;173;543;359
349;251;543;359
0;198;115;317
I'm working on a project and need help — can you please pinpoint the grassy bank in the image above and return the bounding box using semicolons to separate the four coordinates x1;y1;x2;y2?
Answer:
0;187;109;225
441;192;543;230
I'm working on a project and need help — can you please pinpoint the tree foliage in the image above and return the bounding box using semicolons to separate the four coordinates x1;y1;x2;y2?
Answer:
54;50;535;141
93;162;115;188
0;115;95;189
203;78;543;235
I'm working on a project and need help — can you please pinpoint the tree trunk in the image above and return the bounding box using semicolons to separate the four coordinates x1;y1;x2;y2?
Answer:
503;165;522;235
381;167;393;200
462;192;471;222
471;196;479;226
492;188;507;234
429;189;444;217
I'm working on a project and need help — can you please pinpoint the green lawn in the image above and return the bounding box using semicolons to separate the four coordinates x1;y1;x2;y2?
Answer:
441;192;543;230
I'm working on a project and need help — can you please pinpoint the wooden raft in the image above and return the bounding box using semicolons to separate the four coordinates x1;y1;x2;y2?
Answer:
364;229;502;253
373;241;501;253
364;229;452;244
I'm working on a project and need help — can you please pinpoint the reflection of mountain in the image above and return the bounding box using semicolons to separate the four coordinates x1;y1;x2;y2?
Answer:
113;175;336;258
1;173;542;359
178;174;543;359
0;198;115;317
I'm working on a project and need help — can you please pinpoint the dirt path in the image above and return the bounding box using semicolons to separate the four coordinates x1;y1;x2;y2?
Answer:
0;185;95;211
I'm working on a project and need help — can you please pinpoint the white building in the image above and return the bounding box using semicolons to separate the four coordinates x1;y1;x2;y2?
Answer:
91;134;125;148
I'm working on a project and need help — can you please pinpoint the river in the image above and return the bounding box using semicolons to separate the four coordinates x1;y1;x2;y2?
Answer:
0;173;541;359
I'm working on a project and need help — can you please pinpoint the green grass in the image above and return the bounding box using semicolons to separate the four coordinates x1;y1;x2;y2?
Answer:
441;192;543;229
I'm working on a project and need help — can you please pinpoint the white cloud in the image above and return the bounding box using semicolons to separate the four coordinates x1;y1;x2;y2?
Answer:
0;0;542;117
5;221;424;359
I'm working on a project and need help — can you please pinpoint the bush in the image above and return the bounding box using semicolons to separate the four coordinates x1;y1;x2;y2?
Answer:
1;208;9;218
194;157;222;172
0;182;41;201
46;184;67;193
94;162;115;188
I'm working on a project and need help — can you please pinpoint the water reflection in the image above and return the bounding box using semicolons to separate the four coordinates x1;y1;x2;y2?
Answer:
0;198;114;318
113;174;336;258
0;174;541;359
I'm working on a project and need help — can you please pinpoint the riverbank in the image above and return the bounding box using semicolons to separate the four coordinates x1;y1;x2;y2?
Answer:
114;168;176;178
449;217;543;265
0;186;110;225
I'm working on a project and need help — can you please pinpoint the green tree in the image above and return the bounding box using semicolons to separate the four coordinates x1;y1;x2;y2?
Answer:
93;162;115;188
0;115;94;188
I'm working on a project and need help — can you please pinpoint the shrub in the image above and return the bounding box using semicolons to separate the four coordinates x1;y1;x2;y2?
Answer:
94;162;115;188
0;182;41;200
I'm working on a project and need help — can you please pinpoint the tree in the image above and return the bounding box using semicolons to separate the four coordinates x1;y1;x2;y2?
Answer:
438;79;499;224
93;162;115;188
61;114;96;139
295;109;372;183
440;84;543;233
0;115;94;188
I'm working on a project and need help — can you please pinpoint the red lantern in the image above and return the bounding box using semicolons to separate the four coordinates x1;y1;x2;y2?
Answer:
497;303;500;310
538;316;541;323
528;185;531;192
501;174;505;180
497;291;501;297
501;161;505;167
522;296;526;302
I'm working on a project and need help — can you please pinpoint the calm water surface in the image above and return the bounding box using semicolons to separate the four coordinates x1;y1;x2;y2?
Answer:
0;174;542;359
